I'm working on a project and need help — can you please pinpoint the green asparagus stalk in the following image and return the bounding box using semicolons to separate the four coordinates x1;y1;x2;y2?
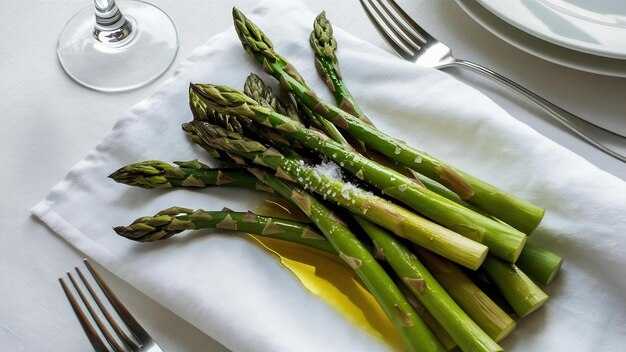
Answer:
114;207;335;253
232;7;544;234
183;121;488;270
355;217;502;352
291;97;325;130
515;243;563;286
414;248;516;342
469;274;517;319
108;160;273;192
482;257;549;318
305;108;352;148
249;168;445;351
310;13;426;186
310;11;373;126
394;276;457;351
190;83;526;263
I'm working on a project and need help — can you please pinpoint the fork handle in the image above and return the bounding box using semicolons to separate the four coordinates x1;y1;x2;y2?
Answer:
449;59;626;162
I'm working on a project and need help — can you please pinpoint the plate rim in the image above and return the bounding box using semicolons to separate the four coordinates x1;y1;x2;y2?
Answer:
455;0;626;78
475;0;626;59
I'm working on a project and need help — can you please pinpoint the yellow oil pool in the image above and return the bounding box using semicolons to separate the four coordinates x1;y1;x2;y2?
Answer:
249;197;404;351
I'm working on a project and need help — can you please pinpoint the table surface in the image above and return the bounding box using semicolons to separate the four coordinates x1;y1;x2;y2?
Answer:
1;0;624;351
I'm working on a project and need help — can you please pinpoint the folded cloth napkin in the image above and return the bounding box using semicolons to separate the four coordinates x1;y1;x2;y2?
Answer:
33;0;626;350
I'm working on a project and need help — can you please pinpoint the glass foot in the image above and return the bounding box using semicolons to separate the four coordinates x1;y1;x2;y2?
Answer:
57;0;179;92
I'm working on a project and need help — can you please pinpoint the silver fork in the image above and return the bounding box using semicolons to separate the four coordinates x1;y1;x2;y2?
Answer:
360;0;626;162
59;259;163;352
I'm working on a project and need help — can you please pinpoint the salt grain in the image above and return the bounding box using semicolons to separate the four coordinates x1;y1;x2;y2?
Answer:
312;160;343;182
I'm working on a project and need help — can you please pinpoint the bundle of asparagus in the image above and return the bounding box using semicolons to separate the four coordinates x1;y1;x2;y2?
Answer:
110;8;563;352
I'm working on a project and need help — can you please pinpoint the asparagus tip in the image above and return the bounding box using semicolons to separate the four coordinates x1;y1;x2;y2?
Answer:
114;211;189;242
109;160;179;189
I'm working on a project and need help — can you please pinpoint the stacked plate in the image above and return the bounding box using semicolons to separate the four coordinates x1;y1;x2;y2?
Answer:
455;0;626;77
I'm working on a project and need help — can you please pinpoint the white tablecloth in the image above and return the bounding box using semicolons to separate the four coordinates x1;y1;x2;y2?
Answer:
1;1;624;351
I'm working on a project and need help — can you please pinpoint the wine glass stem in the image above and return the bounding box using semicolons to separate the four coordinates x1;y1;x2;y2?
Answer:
93;0;134;46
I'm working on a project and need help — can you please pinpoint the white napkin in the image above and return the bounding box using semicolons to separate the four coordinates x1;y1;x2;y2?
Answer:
32;0;626;350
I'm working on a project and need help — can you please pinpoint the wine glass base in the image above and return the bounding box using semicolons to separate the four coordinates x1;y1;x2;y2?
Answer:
57;0;179;92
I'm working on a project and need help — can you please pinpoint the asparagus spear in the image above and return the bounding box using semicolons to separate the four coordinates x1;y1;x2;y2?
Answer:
515;242;563;286
108;160;273;192
482;257;549;318
394;276;457;352
310;12;414;176
232;7;544;234
114;207;334;253
182;121;487;270
414;248;516;342
355;217;502;352
469;273;518;319
190;84;526;263
310;11;373;125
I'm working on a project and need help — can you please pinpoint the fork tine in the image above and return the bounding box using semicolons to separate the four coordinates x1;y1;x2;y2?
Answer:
76;266;141;351
67;271;125;352
59;278;110;352
367;0;420;53
84;259;151;342
372;0;423;49
359;0;415;60
386;0;433;42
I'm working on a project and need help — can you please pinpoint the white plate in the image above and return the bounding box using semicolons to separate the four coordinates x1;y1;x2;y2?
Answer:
455;0;626;78
475;0;626;59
